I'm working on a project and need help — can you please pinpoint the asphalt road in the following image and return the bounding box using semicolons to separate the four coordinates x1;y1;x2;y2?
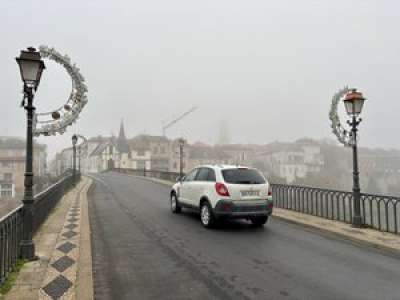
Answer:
88;172;400;300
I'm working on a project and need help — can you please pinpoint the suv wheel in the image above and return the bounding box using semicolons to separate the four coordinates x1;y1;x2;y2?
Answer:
250;216;268;227
171;194;181;214
200;201;215;228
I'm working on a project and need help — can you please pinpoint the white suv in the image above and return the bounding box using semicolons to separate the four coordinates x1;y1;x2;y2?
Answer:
170;165;273;228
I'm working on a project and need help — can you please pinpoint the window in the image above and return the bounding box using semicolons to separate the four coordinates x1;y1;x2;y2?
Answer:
1;161;12;168
4;173;12;181
195;168;209;181
195;168;216;182
222;168;266;184
184;169;198;182
137;161;146;169
137;150;145;156
207;169;216;182
0;183;14;198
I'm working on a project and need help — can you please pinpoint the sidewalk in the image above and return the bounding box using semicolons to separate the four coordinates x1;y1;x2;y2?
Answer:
137;175;400;256
5;177;93;300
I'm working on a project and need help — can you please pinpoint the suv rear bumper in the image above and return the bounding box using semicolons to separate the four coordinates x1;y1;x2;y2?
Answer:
213;199;273;219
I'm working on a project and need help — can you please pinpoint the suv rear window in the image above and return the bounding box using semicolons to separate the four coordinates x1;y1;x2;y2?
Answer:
222;169;266;184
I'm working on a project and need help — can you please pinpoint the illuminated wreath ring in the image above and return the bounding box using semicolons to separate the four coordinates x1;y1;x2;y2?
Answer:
329;86;355;147
33;45;88;136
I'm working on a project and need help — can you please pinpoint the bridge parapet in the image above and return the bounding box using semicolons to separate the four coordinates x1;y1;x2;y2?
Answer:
112;168;399;235
273;184;399;235
0;171;80;284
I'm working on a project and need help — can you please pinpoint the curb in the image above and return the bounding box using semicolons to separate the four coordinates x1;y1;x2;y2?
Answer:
76;178;94;300
271;213;400;259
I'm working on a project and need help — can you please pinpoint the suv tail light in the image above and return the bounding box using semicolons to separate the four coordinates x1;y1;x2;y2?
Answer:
267;185;272;196
215;182;230;197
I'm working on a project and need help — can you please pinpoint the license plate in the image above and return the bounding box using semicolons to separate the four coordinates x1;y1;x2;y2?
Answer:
241;190;260;197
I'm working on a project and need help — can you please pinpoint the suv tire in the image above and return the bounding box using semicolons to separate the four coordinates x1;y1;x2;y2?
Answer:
200;201;215;228
171;194;182;214
250;216;268;227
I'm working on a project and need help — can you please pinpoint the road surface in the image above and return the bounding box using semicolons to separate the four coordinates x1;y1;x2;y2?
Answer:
88;172;400;300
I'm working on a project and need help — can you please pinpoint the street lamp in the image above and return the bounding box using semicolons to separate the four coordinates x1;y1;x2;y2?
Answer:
16;47;46;260
16;47;45;91
178;138;185;180
72;134;78;185
343;89;366;228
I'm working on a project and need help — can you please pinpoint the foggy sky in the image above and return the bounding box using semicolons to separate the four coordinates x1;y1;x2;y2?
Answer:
1;0;399;158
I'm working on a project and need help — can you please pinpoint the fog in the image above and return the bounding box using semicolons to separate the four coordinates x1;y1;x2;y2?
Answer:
1;0;399;158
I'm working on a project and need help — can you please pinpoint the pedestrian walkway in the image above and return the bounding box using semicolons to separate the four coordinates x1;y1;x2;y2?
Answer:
5;177;93;300
273;207;400;256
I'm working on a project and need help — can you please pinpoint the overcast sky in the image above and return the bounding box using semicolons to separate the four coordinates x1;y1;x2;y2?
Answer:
1;0;399;158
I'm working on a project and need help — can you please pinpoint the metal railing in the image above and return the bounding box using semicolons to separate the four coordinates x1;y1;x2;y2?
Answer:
272;184;400;235
0;206;23;285
112;168;400;235
0;171;79;284
115;168;180;183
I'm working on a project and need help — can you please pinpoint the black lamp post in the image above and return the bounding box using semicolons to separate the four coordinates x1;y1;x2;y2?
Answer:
178;138;185;180
16;47;46;260
78;146;81;173
343;89;366;228
72;134;78;185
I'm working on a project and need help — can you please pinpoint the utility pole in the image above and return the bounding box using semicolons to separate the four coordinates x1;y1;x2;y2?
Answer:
178;138;185;180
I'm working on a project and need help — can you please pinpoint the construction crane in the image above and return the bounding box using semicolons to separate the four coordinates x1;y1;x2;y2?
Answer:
162;106;198;136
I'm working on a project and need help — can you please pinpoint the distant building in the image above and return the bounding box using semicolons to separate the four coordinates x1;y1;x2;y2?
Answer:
168;139;189;173
257;139;324;183
128;135;152;170
135;135;170;171
186;145;232;171
0;137;47;199
215;144;255;166
359;150;400;195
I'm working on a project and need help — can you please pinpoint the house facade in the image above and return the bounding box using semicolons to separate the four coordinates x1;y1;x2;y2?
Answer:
0;137;47;199
258;139;324;183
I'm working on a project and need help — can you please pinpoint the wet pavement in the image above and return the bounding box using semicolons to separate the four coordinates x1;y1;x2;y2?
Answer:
88;172;400;300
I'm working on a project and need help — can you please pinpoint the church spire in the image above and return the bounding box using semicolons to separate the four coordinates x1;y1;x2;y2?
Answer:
119;119;126;140
117;119;130;153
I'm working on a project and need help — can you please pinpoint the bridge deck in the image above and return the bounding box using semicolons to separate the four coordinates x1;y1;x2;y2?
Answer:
89;172;400;300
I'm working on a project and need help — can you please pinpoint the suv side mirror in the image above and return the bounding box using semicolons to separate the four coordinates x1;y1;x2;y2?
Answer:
177;175;185;182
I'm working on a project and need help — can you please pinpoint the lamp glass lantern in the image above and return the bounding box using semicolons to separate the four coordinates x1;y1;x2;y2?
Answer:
16;47;46;90
343;89;366;116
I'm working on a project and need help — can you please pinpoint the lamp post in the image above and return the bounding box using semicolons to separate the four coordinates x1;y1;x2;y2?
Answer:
78;146;81;173
343;89;366;228
72;134;78;185
16;47;46;260
178;138;185;180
